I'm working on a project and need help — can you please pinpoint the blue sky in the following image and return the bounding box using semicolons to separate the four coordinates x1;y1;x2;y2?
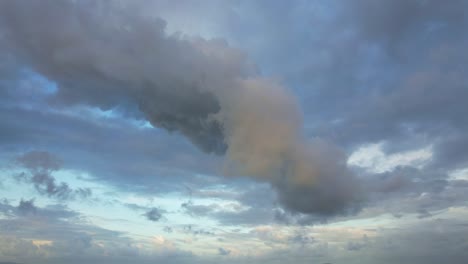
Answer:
1;1;468;263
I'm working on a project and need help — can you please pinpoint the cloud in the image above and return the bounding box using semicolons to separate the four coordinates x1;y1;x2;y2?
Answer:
364;217;468;264
0;105;221;195
15;151;92;200
181;201;217;217
0;0;361;216
16;150;61;173
16;199;37;216
0;198;78;220
348;0;468;55
0;198;196;264
144;208;163;222
207;0;468;173
0;237;42;263
218;247;231;256
351;165;468;220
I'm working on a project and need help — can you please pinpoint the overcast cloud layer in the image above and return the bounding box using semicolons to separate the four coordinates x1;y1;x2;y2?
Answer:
1;1;468;264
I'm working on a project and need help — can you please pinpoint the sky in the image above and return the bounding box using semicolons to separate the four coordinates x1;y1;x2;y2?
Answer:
0;0;468;263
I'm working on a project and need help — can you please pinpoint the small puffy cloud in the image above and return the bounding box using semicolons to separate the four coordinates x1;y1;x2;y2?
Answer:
144;208;163;222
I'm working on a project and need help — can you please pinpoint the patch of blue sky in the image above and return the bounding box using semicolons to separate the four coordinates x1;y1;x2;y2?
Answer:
22;69;58;94
0;69;56;110
54;104;156;130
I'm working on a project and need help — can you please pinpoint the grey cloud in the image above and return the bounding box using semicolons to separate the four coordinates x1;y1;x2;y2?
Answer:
0;105;221;193
181;201;219;217
149;0;468;174
29;173;76;199
321;1;468;170
182;180;349;226
15;151;92;200
355;166;468;219
213;0;468;173
124;203;170;223
144;208;163;222
0;0;233;155
348;0;468;55
273;140;362;216
432;132;468;170
16;150;61;173
221;1;468;224
366;218;468;264
0;0;361;216
0;198;78;220
4;1;468;263
0;199;195;264
16;199;37;216
242;218;468;264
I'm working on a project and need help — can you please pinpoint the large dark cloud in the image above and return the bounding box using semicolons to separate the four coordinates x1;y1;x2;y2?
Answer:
0;0;361;216
0;0;234;155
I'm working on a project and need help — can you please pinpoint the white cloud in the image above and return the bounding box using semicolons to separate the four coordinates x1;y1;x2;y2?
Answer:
348;143;433;173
